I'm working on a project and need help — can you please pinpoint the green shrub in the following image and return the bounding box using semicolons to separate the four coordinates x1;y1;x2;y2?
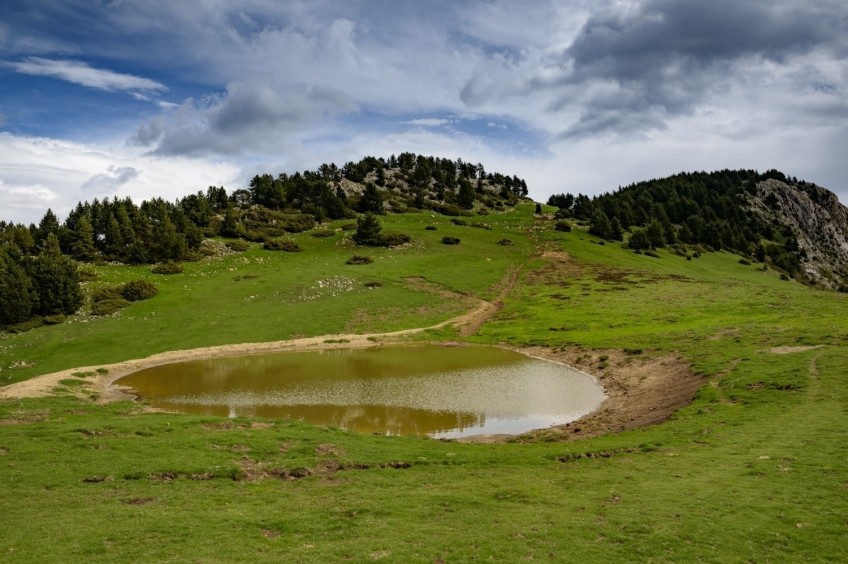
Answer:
44;314;66;325
225;240;250;252
5;316;45;333
738;258;752;266
451;219;468;226
346;255;374;265
120;280;159;302
431;203;469;217
91;298;131;316
644;250;660;258
311;229;335;238
425;226;437;231
379;233;411;247
77;268;98;282
555;221;572;232
441;236;461;245
497;239;514;246
363;281;383;288
263;239;302;252
152;261;184;274
92;286;123;302
341;223;358;231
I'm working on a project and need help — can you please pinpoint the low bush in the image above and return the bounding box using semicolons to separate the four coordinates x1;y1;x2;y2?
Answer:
5;316;45;333
91;298;131;316
44;314;66;325
451;219;468;226
738;258;752;266
77;268;98;282
431;203;470;217
425;226;437;231
120;280;159;302
497;239;514;246
341;223;358;231
311;229;335;238
555;221;572;232
379;233;411;247
225;240;250;252
441;236;461;245
263;239;302;252
363;281;383;288
152;261;184;274
92;286;123;303
346;255;373;265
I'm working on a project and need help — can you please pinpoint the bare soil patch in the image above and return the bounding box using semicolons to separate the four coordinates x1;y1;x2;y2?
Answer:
461;347;702;443
768;345;823;354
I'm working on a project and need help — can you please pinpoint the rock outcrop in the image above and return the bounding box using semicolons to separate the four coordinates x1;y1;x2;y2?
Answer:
748;179;848;288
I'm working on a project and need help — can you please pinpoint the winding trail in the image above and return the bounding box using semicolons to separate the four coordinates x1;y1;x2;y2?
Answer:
0;268;522;401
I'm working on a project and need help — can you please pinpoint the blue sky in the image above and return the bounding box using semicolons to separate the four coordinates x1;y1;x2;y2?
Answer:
1;0;847;224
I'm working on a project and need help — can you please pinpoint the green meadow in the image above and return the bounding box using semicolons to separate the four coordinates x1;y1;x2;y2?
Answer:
1;204;846;562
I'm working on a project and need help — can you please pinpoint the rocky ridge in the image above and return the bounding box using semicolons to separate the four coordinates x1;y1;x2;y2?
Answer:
748;179;848;288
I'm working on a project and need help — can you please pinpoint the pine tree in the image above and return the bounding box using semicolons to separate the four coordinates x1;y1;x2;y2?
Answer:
458;178;475;209
0;248;35;325
70;216;97;261
35;209;60;248
353;213;383;246
29;234;83;316
589;211;613;239
356;183;383;214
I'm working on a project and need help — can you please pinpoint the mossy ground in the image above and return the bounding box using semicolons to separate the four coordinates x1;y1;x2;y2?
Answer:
1;204;846;562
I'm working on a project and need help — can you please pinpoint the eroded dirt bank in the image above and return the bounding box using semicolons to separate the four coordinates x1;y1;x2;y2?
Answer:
517;347;703;442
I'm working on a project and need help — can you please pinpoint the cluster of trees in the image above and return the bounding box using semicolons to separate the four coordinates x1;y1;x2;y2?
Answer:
548;169;804;276
0;234;82;327
0;153;527;268
1;153;528;329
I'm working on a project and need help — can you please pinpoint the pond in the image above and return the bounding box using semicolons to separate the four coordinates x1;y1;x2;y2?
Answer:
116;344;605;438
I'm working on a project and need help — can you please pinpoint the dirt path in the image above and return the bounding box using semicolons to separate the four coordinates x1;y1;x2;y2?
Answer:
0;269;522;401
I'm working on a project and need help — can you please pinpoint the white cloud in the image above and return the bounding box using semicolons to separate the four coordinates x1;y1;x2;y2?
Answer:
403;118;450;127
132;81;356;156
0;132;240;224
9;57;166;93
0;179;59;214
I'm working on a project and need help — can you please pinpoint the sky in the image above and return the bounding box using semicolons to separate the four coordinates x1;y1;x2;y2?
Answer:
1;0;847;225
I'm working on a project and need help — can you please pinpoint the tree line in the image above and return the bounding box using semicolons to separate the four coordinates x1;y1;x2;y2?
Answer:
547;169;806;277
0;153;528;329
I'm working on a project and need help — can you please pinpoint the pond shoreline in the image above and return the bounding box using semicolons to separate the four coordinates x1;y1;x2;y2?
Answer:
0;334;702;443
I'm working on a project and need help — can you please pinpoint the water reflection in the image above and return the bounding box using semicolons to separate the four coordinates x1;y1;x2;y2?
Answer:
117;345;605;438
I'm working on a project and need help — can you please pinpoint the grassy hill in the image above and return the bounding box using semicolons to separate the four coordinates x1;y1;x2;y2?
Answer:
1;203;846;561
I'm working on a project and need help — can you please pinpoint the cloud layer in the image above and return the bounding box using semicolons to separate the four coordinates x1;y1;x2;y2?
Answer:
0;0;846;224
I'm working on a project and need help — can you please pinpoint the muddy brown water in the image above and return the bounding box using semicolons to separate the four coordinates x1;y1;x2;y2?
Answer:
116;344;605;438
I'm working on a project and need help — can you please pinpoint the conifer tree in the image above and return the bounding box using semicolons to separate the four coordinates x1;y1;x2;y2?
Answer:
70;216;97;261
458;177;475;209
29;234;83;316
353;212;383;246
0;247;35;325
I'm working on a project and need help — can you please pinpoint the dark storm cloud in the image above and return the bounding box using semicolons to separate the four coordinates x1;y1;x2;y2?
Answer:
132;82;356;157
548;0;848;138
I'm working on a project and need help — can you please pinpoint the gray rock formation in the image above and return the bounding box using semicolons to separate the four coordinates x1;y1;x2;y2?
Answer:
748;179;848;288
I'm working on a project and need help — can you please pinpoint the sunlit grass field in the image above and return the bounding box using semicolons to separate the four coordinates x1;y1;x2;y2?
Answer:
1;204;846;562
